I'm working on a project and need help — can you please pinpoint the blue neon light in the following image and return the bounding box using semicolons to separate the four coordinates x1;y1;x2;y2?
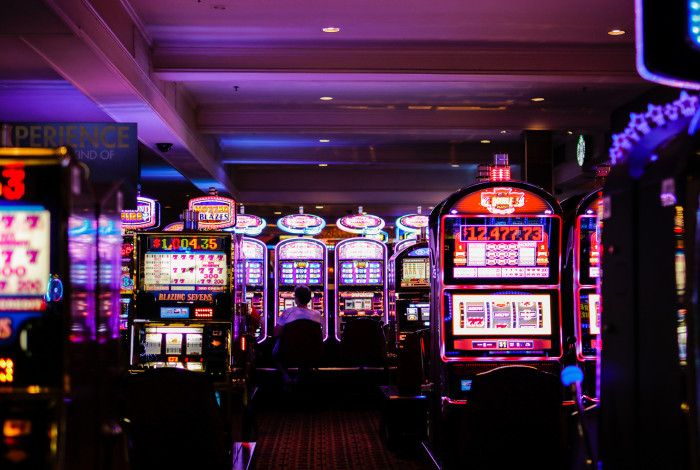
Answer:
560;365;584;387
691;0;700;47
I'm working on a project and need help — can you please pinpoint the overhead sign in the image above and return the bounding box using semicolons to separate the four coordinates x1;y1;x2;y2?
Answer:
121;196;160;231
396;214;429;233
336;214;385;235
1;123;138;208
188;195;236;230
277;213;326;235
229;214;267;236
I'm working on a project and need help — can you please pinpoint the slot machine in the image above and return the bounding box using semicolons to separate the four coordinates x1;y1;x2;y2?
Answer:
599;91;700;468
334;238;388;340
129;232;235;377
120;195;160;340
274;238;328;340
240;237;268;342
0;147;123;469
389;241;431;344
571;191;602;400
427;181;564;465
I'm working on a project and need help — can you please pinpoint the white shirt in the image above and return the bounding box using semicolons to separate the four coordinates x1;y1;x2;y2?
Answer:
278;306;322;327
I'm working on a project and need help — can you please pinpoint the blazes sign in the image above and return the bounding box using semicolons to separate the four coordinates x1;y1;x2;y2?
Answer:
188;196;236;230
479;188;525;215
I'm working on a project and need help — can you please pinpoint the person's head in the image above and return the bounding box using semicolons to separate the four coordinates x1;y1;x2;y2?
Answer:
294;284;312;307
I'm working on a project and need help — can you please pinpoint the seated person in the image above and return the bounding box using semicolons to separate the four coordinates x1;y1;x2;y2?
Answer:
273;284;322;384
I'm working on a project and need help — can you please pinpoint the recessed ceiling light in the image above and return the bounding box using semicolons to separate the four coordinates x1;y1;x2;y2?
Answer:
318;163;328;167
567;130;574;135
274;211;282;215
480;140;491;144
451;164;460;168
320;96;334;101
608;29;625;36
319;139;330;143
315;205;324;209
500;130;508;134
322;27;341;33
530;97;545;102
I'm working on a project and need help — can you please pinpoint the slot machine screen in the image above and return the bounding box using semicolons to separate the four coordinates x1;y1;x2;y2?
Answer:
278;260;323;285
245;260;264;286
442;216;560;285
451;293;552;336
578;216;600;285
344;298;373;310
338;260;383;285
400;258;430;287
142;235;229;292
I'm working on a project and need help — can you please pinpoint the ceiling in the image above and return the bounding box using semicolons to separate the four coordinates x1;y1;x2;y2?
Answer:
0;0;654;221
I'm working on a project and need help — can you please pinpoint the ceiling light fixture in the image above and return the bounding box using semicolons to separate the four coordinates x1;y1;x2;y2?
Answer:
315;205;324;209
451;164;460;168
608;29;625;36
530;97;545;102
274;211;282;215
322;27;341;33
319;139;330;143
320;96;334;101
500;130;508;134
480;139;491;144
567;130;574;135
318;163;328;167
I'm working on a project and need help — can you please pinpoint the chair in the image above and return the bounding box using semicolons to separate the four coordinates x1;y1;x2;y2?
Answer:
339;317;386;368
274;319;323;373
122;368;230;470
445;365;566;470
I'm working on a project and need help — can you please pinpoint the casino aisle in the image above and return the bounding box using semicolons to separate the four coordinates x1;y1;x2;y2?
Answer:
253;371;431;470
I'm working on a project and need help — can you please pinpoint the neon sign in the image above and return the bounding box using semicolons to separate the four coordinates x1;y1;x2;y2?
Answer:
121;196;160;231
0;165;25;201
0;358;13;383
336;214;385;234
479;187;526;215
396;214;428;233
188;196;236;230
230;214;267;236
277;214;326;235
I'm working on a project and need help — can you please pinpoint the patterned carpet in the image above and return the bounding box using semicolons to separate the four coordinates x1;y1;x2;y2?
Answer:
253;374;431;470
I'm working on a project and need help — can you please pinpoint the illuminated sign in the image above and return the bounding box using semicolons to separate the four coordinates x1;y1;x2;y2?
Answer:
121;196;160;231
395;238;418;253
188;196;236;230
336;214;385;234
0;208;50;299
144;253;228;292
452;293;552;336
230;214;266;236
479;187;526;215
277;214;326;235
148;235;226;252
0;165;25;201
242;239;265;259
278;239;325;259
0;318;11;339
396;214;429;233
365;230;389;242
163;222;183;232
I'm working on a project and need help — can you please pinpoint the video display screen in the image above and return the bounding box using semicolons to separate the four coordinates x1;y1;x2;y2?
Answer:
345;298;373;310
578;216;601;285
0;208;51;298
278;260;323;285
406;302;430;322
400;258;430;288
442;216;559;285
451;293;552;336
339;260;383;285
245;260;264;286
143;252;228;291
160;306;190;319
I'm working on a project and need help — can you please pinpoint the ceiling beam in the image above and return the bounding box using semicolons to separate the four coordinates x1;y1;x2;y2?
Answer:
153;43;640;83
22;0;234;195
198;107;610;134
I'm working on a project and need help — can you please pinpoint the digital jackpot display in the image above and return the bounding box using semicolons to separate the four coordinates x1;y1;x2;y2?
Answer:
142;235;229;292
443;216;559;284
451;293;552;336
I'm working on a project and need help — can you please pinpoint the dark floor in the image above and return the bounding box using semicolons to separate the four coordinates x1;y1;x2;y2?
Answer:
252;370;431;470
